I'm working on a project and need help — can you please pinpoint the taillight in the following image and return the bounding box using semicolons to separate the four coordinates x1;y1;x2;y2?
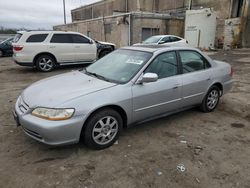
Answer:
230;67;234;77
13;45;23;51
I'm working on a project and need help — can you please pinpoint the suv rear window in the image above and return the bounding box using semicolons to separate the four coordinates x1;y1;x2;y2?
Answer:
13;33;22;43
26;34;48;42
50;34;72;43
71;34;90;43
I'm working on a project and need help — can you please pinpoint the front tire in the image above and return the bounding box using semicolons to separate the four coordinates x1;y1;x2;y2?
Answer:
200;85;220;112
35;55;55;72
83;108;123;150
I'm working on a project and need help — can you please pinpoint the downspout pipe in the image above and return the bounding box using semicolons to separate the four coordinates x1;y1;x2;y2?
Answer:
129;14;131;45
188;0;192;10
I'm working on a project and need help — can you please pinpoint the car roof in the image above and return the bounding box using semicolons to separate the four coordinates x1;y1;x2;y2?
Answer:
148;35;183;39
17;30;82;35
121;45;198;53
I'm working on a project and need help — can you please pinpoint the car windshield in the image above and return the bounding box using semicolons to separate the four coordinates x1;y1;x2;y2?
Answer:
85;49;152;84
143;36;162;44
0;37;13;44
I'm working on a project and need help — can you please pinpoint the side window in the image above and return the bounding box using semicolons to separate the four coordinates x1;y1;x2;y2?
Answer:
50;34;72;43
26;34;48;43
71;34;90;44
145;51;178;79
160;37;171;43
179;51;211;73
170;37;181;42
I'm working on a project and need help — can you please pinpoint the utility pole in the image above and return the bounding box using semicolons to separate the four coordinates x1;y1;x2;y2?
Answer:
63;0;66;24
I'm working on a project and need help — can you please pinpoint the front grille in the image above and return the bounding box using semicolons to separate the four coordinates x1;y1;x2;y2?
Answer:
18;97;30;114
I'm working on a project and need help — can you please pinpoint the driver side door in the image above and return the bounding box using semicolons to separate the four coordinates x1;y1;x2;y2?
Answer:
132;51;182;122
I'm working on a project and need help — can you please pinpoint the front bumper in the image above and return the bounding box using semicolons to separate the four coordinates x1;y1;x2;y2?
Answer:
14;96;86;146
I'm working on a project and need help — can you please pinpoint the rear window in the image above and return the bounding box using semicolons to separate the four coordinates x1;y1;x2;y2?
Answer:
71;34;90;43
13;33;22;43
170;37;181;42
26;34;48;43
50;34;72;43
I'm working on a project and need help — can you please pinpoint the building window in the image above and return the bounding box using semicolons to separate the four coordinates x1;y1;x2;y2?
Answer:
87;31;91;38
231;0;244;18
104;24;112;34
141;28;160;41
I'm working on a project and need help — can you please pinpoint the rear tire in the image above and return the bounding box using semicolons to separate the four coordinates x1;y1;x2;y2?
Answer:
200;85;220;112
83;108;122;150
35;54;55;72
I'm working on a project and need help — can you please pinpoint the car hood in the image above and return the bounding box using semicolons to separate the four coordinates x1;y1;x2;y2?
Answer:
97;41;115;46
22;71;117;107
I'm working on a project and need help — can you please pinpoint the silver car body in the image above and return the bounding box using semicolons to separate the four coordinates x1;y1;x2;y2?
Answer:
134;35;188;47
14;46;233;145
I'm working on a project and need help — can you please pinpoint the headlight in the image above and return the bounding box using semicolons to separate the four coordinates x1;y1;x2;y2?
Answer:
31;107;75;121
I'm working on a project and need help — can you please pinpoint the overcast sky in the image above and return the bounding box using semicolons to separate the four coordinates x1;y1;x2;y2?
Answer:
0;0;100;29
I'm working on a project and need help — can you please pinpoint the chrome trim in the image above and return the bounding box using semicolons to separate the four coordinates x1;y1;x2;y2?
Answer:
183;92;204;99
135;98;181;112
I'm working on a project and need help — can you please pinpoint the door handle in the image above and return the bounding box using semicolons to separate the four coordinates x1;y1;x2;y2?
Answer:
75;46;80;48
49;46;56;48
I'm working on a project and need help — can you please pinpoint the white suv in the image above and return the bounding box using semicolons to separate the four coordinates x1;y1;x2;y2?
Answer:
12;31;97;72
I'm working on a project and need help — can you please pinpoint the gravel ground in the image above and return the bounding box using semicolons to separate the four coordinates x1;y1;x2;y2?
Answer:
0;49;250;188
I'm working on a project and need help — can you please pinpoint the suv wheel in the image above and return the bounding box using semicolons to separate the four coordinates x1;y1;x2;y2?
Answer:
36;55;55;72
83;108;122;150
200;85;220;112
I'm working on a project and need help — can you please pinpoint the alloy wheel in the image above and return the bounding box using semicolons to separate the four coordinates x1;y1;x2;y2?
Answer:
92;116;118;145
206;89;219;110
38;57;54;71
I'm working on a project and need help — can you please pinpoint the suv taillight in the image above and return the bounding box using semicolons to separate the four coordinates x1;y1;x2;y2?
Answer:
230;67;234;77
13;45;23;51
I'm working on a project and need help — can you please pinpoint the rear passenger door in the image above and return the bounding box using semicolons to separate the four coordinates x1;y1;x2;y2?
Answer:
71;34;97;62
178;50;212;107
49;34;75;63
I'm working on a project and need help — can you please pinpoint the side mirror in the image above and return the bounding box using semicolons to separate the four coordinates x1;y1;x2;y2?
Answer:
138;73;158;84
89;40;93;44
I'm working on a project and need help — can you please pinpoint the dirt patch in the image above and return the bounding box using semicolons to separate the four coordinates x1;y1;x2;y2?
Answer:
231;123;245;128
0;49;250;188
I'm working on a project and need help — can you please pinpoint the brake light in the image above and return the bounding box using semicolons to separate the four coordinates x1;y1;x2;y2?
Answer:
230;67;234;77
13;45;23;51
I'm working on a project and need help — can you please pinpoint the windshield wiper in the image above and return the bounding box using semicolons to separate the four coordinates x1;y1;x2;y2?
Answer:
85;70;113;83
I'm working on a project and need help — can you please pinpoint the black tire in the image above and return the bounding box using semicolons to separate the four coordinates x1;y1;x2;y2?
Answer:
200;85;220;113
83;108;123;150
99;50;111;59
35;54;55;72
0;50;3;57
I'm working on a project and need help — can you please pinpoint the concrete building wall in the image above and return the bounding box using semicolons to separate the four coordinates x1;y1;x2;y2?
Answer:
58;0;250;48
54;13;184;47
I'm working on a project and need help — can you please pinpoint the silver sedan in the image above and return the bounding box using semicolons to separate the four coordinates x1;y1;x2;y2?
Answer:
13;46;233;149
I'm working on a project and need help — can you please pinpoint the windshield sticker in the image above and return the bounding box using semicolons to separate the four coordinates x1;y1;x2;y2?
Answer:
126;58;144;65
